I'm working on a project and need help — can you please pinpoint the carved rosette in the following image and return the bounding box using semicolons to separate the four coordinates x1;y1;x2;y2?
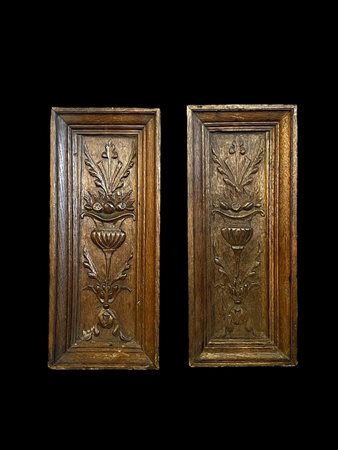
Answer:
212;137;265;337
80;140;136;342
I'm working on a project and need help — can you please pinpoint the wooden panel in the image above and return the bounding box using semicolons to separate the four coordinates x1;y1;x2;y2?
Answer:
49;108;160;369
188;105;297;366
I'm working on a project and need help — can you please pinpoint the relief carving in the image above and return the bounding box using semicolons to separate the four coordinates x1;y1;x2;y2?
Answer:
212;137;265;337
81;140;136;341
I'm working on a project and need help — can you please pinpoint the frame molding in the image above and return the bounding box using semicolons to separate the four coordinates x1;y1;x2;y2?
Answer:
188;104;297;367
49;107;160;369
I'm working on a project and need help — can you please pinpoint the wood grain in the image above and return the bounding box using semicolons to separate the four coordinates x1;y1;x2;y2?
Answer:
188;105;297;367
49;108;160;369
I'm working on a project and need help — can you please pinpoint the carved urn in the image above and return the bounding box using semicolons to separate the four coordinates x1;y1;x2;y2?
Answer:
91;228;126;253
220;220;254;277
221;225;253;250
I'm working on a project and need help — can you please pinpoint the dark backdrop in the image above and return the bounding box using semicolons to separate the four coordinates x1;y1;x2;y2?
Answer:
24;36;323;418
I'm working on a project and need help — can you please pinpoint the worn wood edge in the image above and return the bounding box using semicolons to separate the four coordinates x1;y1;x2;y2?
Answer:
48;109;57;364
189;361;296;367
49;354;158;371
187;107;208;362
52;107;160;114
49;366;156;370
48;362;157;370
133;111;160;370
188;104;297;112
48;110;70;366
189;349;296;368
290;106;298;366
187;106;195;361
153;109;161;369
49;347;156;370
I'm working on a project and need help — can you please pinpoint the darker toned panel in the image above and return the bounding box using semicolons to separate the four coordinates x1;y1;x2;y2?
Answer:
49;108;160;370
208;129;269;342
188;105;297;367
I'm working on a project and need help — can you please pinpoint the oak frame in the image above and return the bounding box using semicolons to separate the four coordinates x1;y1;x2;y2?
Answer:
49;108;160;369
188;104;297;367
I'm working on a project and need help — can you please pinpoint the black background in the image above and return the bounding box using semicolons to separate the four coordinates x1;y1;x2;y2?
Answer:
21;18;327;421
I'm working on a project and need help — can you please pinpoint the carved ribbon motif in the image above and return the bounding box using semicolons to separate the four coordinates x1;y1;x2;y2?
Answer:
212;137;265;337
80;140;136;341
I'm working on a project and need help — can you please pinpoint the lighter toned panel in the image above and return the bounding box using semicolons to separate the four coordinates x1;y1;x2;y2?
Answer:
208;131;268;341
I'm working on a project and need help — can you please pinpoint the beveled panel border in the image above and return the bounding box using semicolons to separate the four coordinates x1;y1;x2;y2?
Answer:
49;108;160;369
188;104;297;367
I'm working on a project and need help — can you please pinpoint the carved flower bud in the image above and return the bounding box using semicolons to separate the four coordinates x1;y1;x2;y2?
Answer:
93;202;103;211
231;203;241;212
103;202;115;214
220;201;230;210
243;202;254;210
229;141;236;154
117;202;126;211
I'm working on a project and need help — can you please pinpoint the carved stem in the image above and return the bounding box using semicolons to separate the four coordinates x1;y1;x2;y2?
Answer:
104;250;113;281
232;247;243;279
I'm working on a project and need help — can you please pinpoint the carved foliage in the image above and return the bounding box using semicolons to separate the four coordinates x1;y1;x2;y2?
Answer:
81;140;136;342
212;136;265;338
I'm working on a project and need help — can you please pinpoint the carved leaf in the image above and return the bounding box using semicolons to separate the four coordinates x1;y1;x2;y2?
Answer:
241;147;264;187
223;177;238;190
243;202;254;210
83;247;99;280
83;285;97;295
212;147;237;188
112;253;133;284
217;166;227;176
220;201;230;210
248;282;259;291
81;330;93;341
81;325;101;341
112;143;137;192
213;243;230;281
243;243;262;283
84;191;92;204
120;331;132;342
84;143;109;195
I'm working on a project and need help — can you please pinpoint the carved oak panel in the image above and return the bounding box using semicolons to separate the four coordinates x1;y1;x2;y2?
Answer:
49;108;160;369
188;105;297;366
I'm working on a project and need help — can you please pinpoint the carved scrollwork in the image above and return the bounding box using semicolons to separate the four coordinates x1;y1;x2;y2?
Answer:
212;137;265;337
81;140;136;342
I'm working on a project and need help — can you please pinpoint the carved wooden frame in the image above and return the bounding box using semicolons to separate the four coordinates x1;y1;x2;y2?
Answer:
188;105;297;367
49;108;160;369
